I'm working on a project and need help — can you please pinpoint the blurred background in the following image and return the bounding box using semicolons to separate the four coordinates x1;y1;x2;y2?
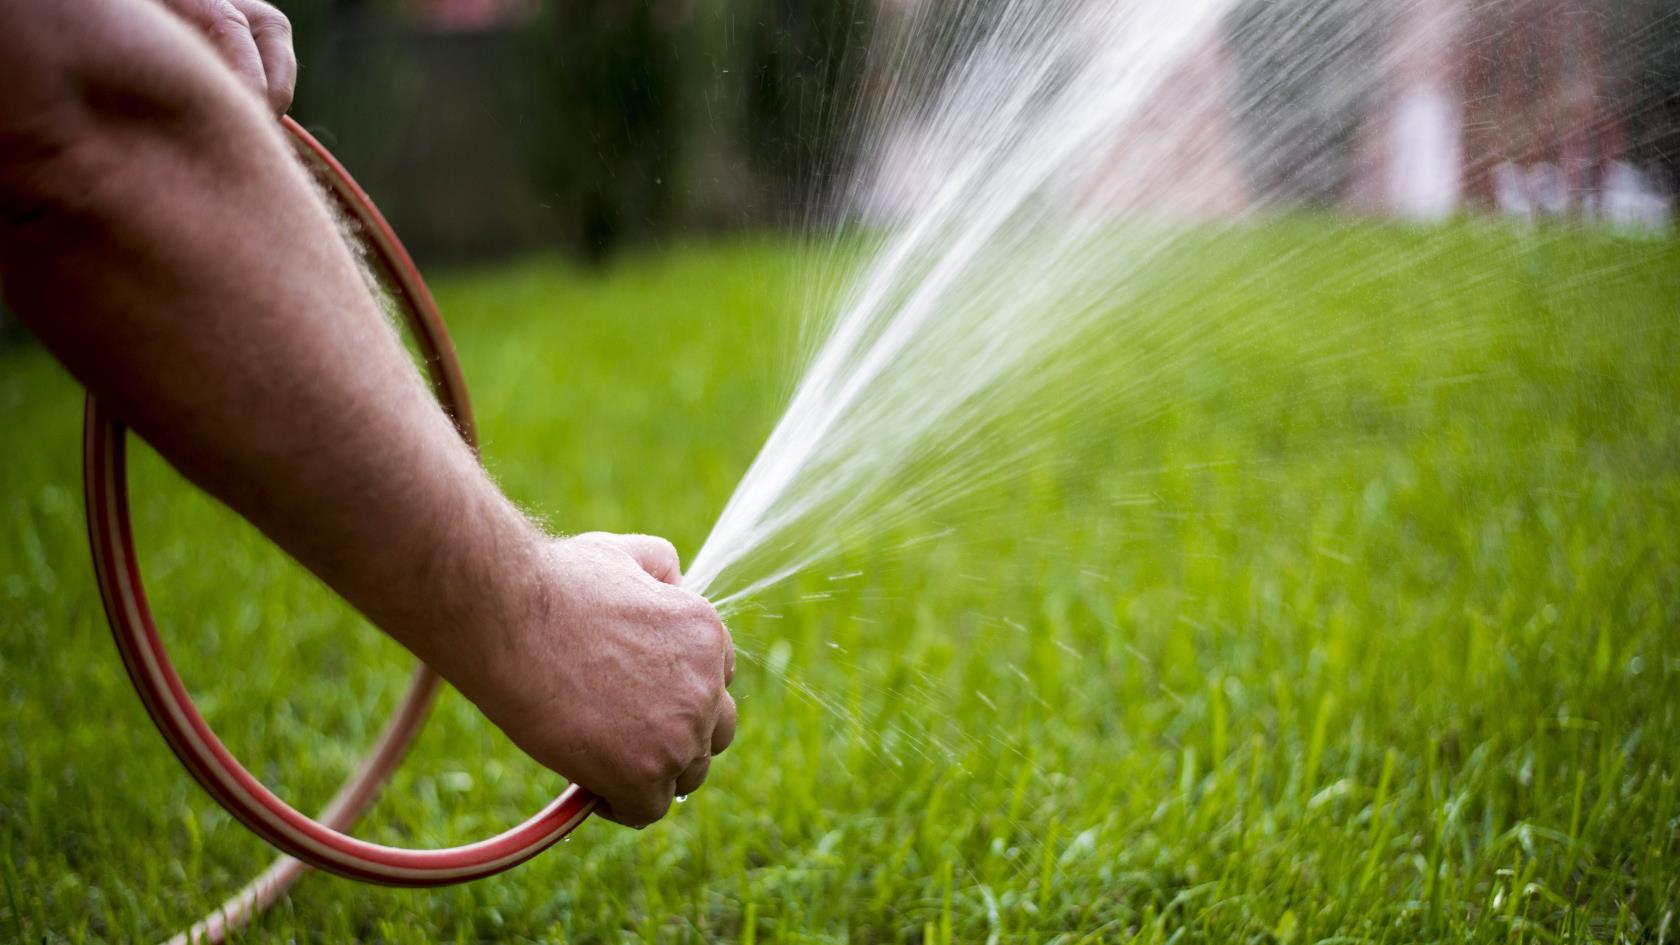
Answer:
0;0;1667;305
276;0;873;264
271;0;1677;266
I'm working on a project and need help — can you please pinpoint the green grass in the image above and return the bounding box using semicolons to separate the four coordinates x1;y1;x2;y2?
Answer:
2;222;1678;943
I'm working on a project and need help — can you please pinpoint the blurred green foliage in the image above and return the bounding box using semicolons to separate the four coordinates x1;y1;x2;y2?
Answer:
525;1;683;262
274;0;873;263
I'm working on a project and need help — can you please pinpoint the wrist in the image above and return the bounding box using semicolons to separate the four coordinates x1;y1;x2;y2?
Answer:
392;484;556;707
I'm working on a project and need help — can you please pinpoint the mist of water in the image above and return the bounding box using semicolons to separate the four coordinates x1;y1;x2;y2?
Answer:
679;0;1672;608
681;0;1341;605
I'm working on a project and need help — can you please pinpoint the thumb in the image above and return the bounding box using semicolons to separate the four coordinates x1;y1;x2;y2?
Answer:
610;534;684;585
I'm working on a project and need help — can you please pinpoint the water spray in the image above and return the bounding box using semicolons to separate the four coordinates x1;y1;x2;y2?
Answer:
83;118;595;944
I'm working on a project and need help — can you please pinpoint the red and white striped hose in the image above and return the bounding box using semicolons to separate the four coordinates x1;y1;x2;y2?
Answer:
82;117;595;944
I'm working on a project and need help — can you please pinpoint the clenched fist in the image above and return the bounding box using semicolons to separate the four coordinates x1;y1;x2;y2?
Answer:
459;533;737;827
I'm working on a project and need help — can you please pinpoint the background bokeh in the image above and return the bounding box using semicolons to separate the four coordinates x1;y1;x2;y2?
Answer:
277;0;873;262
271;0;1678;264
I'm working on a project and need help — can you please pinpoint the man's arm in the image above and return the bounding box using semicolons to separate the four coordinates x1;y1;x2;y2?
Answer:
0;0;733;827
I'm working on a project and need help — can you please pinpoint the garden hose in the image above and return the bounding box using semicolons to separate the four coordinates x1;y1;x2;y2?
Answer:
82;116;596;943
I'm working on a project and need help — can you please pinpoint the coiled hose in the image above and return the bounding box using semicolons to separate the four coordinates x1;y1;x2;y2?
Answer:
82;116;595;944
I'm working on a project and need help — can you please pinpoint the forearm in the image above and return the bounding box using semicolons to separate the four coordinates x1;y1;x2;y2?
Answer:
0;0;540;688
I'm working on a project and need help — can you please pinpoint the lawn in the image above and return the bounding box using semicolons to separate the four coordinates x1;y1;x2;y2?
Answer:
2;223;1677;943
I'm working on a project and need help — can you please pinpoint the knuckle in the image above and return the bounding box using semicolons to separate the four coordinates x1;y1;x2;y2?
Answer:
684;596;721;628
255;6;292;37
688;671;720;707
631;748;685;786
702;619;732;660
641;534;677;557
677;760;711;794
207;2;251;35
627;759;662;787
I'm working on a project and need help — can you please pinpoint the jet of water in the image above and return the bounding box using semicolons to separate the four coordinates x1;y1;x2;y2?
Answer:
684;0;1249;602
679;0;1563;608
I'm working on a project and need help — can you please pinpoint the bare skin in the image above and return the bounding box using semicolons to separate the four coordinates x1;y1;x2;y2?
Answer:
0;0;734;827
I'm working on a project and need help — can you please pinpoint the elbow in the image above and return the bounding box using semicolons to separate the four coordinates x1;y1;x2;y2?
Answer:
0;0;251;231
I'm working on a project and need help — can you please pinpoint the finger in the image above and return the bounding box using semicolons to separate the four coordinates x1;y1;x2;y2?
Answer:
673;755;711;797
229;0;295;114
711;693;737;756
593;801;644;829
724;630;736;686
593;782;675;830
160;0;267;100
612;534;683;585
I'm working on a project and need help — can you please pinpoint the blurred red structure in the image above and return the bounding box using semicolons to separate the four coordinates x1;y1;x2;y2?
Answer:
997;0;1673;226
1336;0;1668;224
411;0;535;31
1458;0;1626;217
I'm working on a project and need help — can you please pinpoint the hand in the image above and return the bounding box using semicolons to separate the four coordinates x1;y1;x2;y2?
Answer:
463;532;738;827
155;0;295;115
